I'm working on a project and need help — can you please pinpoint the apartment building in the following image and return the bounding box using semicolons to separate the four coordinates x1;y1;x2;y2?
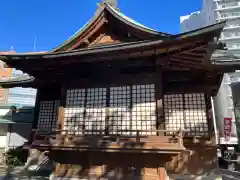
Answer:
180;0;240;170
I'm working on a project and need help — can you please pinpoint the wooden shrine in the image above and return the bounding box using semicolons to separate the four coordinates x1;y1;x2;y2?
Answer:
0;1;234;179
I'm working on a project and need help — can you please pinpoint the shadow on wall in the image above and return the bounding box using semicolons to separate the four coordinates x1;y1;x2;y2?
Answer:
49;150;170;180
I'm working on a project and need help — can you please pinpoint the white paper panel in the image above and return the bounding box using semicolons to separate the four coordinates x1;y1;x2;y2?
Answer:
184;93;208;136
109;86;131;135
85;88;107;135
164;94;184;135
64;89;85;134
164;93;208;136
132;84;156;135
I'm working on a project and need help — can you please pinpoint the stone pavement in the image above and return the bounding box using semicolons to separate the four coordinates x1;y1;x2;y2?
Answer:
220;169;240;180
0;166;50;180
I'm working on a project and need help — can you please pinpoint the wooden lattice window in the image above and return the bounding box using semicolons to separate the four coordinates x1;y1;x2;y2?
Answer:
184;93;208;136
85;88;107;135
164;93;208;136
37;100;59;130
64;89;85;134
132;84;156;135
164;94;184;134
63;84;156;135
109;86;131;135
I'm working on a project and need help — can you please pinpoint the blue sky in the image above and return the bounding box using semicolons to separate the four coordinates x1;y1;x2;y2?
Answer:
0;0;202;53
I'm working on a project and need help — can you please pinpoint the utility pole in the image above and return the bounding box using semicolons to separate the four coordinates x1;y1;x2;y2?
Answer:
33;36;36;52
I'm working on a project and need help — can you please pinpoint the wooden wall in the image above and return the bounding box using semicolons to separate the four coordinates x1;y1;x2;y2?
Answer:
49;143;217;179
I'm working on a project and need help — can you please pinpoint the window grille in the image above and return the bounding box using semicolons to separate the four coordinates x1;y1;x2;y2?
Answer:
164;93;208;136
109;86;131;135
37;100;59;130
64;89;85;135
85;88;107;135
184;93;208;136
132;84;156;135
63;84;156;135
164;94;184;135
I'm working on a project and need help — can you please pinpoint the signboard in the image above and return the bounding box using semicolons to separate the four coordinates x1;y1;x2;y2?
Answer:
224;117;232;141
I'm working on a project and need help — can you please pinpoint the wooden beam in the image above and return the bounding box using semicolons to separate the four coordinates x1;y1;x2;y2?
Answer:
181;52;204;58
69;13;106;50
170;59;207;69
172;43;207;56
171;54;204;62
164;82;218;94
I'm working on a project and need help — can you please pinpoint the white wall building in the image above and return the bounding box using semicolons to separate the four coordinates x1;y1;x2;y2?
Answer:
8;69;37;107
180;0;240;145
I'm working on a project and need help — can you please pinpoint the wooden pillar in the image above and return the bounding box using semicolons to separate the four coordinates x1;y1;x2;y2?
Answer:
33;88;40;129
29;88;40;143
158;167;167;180
57;85;66;131
206;93;214;137
155;67;164;135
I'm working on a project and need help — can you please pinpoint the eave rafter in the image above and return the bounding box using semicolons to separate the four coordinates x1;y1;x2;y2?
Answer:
69;13;107;50
19;40;209;73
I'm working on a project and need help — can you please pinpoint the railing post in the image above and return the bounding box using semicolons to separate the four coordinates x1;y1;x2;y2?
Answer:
136;131;140;143
178;130;183;148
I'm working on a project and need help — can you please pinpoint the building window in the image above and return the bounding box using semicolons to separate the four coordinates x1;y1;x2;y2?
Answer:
164;93;208;136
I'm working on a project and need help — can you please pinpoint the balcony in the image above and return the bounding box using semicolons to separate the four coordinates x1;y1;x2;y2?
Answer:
227;44;240;51
28;129;187;154
215;2;240;11
224;24;240;30
217;12;240;20
219;33;240;41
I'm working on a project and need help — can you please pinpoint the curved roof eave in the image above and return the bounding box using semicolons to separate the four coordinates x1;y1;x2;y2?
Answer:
51;3;171;52
51;5;106;52
0;75;35;88
0;21;226;61
105;4;171;37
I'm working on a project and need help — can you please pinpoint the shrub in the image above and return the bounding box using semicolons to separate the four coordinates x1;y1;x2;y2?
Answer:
4;146;28;166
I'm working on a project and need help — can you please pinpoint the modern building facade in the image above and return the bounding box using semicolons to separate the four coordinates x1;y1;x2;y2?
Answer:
180;0;240;169
0;51;37;107
8;69;37;107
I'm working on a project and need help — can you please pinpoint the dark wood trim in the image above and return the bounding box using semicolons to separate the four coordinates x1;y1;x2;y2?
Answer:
57;84;67;130
29;88;40;143
155;68;164;135
32;89;40;129
205;94;213;137
60;84;67;108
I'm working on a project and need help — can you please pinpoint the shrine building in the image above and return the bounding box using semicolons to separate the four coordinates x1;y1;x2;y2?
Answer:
0;1;235;179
